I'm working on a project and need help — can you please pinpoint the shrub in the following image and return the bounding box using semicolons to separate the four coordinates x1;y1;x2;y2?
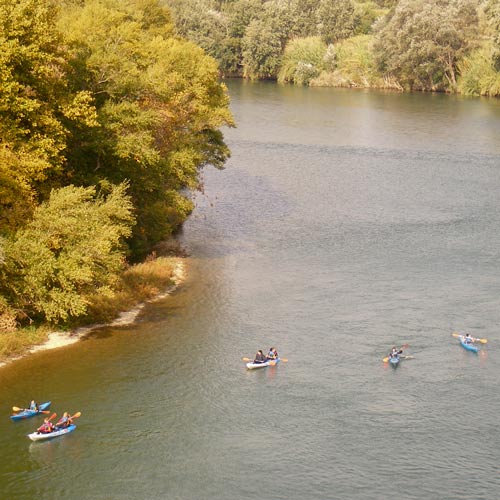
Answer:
458;44;500;96
278;37;327;85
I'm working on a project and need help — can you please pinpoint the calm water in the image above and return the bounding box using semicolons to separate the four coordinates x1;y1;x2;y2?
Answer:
1;82;500;500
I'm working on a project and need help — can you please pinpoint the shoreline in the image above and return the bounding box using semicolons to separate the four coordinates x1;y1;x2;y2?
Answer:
0;258;186;370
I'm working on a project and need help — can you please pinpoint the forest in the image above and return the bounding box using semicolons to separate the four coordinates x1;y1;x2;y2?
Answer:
0;0;233;339
165;0;500;95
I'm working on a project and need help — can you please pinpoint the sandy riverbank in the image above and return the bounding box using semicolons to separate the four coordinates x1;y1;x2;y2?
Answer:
0;258;186;370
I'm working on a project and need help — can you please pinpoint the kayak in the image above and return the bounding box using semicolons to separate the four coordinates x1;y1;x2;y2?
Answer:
11;401;51;421
389;356;400;367
246;358;280;370
28;424;76;442
460;337;478;353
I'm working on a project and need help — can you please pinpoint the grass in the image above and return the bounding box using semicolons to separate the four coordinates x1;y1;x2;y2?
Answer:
0;326;50;360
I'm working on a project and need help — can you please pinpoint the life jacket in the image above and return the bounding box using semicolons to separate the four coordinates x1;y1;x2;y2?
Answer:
39;422;54;434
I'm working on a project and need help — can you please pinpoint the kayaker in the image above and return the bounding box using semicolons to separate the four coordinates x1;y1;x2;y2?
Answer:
29;400;38;411
56;412;72;428
266;347;278;360
463;333;474;344
389;347;403;358
37;418;55;434
253;350;266;364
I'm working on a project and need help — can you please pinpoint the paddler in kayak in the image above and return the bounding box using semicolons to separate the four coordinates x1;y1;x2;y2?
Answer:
463;333;475;344
266;347;278;360
37;418;55;434
56;412;73;428
389;346;403;359
253;350;267;364
29;400;38;411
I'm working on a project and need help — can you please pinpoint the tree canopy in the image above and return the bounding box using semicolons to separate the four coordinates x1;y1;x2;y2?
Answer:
164;0;499;96
0;0;233;327
373;0;479;91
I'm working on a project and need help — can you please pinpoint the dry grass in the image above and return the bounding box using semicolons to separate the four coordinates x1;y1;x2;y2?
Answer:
77;256;181;325
0;327;49;359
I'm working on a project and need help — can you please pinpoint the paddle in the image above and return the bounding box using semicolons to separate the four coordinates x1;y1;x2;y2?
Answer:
383;344;409;363
12;406;49;414
452;333;488;344
242;357;288;363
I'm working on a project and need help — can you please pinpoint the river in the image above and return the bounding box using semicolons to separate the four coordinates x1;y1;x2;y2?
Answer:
1;81;500;500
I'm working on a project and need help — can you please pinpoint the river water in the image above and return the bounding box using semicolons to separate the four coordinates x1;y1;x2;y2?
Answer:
1;81;500;500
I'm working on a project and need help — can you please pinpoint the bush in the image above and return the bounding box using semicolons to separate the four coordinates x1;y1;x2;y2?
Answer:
278;37;327;85
310;34;401;89
458;44;500;96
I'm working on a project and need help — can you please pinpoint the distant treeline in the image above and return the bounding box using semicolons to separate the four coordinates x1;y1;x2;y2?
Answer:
0;0;233;331
164;0;500;96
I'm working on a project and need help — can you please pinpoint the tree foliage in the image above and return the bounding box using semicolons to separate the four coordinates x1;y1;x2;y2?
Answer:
317;0;357;44
1;184;134;324
0;0;97;216
0;0;233;328
484;0;500;70
373;0;479;90
56;0;233;256
241;1;296;79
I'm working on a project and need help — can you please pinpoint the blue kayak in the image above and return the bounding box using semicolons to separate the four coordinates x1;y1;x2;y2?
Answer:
11;402;51;421
28;424;76;442
389;356;400;367
460;337;478;353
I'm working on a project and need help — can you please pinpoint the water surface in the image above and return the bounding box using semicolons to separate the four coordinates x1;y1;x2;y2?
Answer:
1;81;499;500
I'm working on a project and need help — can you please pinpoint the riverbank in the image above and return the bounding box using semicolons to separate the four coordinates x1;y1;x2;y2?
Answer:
0;256;186;369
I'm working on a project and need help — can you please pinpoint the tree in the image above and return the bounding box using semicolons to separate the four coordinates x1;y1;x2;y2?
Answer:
1;184;134;324
484;0;500;69
290;0;321;38
373;0;479;91
165;0;229;62
0;0;97;226
58;0;233;257
317;0;356;44
242;1;295;79
242;18;284;78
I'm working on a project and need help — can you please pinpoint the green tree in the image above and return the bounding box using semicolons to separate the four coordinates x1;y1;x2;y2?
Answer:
484;0;500;69
291;0;321;38
373;0;479;90
165;0;229;62
58;0;233;257
317;0;357;44
242;18;283;78
353;1;387;35
1;184;134;324
241;1;295;79
0;0;97;220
